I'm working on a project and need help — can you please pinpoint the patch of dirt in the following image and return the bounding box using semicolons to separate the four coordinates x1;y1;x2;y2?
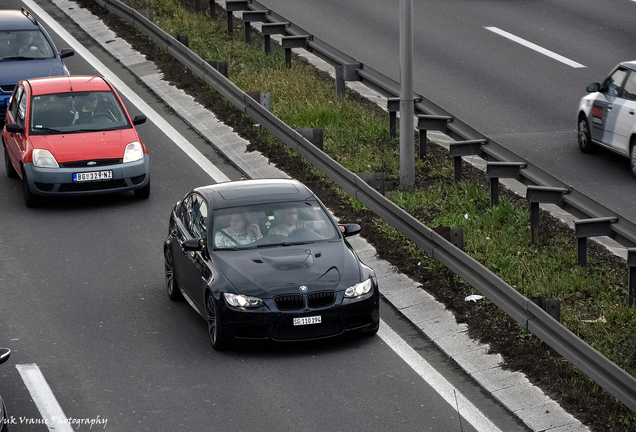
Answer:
72;1;633;430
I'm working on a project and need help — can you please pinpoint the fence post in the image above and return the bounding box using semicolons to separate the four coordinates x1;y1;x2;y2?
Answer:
242;10;269;43
261;22;289;54
335;63;361;99
449;139;487;182
225;0;249;34
486;162;526;206
628;249;636;306
526;186;569;242
281;35;309;68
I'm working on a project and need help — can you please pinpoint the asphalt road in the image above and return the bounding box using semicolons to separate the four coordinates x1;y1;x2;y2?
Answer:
0;1;529;431
258;0;636;221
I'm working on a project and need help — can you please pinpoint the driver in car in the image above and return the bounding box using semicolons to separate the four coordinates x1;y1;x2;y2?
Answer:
73;93;117;124
267;205;328;236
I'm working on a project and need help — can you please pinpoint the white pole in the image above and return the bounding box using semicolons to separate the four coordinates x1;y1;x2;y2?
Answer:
399;0;414;187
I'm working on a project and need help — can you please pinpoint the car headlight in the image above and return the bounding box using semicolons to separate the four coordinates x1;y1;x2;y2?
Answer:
224;293;264;308
123;141;143;163
345;278;373;298
32;149;59;168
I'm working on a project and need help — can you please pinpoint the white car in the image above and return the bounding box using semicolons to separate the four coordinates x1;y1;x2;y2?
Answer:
577;61;636;177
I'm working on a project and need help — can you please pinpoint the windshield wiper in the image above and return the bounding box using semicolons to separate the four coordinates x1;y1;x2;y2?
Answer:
32;127;64;134
0;56;37;61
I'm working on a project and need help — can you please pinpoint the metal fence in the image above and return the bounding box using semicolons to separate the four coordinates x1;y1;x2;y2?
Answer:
93;0;636;412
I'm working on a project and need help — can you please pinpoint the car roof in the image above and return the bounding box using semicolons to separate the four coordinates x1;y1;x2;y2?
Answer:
194;179;315;209
0;10;40;31
620;61;636;71
24;76;112;96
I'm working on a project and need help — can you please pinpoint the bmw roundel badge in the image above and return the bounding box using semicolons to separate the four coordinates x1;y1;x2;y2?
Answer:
299;285;308;292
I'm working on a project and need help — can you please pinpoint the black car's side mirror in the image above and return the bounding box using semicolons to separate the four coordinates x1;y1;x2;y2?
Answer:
183;238;205;251
586;83;600;93
59;48;74;59
5;123;24;135
132;115;147;125
0;348;11;365
341;224;361;237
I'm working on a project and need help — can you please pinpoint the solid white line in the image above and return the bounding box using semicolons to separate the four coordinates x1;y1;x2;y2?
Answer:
16;364;74;432
485;26;586;68
22;0;231;183
378;320;505;432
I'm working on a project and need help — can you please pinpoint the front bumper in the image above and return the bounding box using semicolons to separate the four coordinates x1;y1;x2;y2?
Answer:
214;286;380;344
24;155;149;197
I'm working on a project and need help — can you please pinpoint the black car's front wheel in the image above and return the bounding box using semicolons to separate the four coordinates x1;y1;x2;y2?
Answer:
207;293;228;351
164;247;182;301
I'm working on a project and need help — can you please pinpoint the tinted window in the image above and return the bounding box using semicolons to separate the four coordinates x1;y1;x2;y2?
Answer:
29;91;130;134
601;68;628;97
182;194;208;239
213;201;338;249
622;72;636;101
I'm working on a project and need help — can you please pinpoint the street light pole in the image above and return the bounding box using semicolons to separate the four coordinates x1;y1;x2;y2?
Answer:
399;0;414;187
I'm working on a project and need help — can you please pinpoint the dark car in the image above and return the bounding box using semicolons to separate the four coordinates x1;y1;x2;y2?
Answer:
0;8;74;124
0;348;10;432
164;179;380;350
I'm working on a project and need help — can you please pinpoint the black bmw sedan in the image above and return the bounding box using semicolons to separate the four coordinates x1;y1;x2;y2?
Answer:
164;179;380;350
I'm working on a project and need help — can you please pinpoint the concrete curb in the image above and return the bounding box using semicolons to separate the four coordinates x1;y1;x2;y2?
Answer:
50;1;591;430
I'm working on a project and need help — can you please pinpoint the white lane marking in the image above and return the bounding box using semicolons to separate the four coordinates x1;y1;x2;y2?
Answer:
378;320;505;432
485;26;586;68
22;0;231;183
16;364;74;432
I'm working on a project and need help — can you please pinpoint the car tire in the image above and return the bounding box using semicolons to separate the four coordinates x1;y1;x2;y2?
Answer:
578;117;596;153
206;293;228;351
134;177;150;199
4;146;18;179
630;141;636;179
22;168;40;208
165;247;182;301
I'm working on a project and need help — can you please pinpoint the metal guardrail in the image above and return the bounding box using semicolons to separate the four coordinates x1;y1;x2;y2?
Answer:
93;0;636;412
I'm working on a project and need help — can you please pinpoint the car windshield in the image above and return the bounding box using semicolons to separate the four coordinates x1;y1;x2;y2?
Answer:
29;91;131;134
0;30;55;60
213;201;339;250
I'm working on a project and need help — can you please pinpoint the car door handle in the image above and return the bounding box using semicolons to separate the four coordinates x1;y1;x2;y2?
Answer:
630;110;635;115
607;104;613;110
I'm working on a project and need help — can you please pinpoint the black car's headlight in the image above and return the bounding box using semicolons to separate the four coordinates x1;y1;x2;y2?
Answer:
224;293;264;308
344;278;373;298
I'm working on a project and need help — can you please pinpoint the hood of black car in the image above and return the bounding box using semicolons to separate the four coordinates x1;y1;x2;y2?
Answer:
211;242;362;298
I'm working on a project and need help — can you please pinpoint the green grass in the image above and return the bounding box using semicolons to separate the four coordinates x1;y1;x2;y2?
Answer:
112;0;635;426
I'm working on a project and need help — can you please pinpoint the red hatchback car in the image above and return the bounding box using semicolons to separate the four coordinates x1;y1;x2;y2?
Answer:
2;75;149;207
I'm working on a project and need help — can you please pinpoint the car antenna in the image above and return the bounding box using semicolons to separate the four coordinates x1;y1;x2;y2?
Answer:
67;75;73;91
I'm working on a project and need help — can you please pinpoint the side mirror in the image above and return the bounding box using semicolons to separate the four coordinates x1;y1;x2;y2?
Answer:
341;223;361;237
59;48;74;59
0;348;11;365
183;238;205;251
586;83;600;93
5;123;24;134
132;115;146;125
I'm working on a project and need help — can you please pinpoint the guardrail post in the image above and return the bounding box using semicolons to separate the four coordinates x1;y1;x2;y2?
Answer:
171;34;188;47
530;297;561;322
226;0;249;34
335;63;362;99
387;98;399;139
209;0;216;19
357;172;385;195
526;186;569;242
449;139;487;182
416;115;452;158
281;35;309;68
137;8;153;21
486;162;526;206
242;10;269;43
296;128;323;151
206;60;228;77
432;226;464;250
628;249;636;306
246;91;271;111
574;217;617;267
261;22;289;54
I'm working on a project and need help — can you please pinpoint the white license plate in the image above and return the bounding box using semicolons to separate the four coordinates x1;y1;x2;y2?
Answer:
73;170;113;182
293;316;322;326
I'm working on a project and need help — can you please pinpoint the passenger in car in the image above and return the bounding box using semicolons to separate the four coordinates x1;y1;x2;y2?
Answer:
215;212;263;247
